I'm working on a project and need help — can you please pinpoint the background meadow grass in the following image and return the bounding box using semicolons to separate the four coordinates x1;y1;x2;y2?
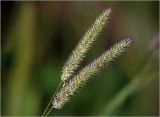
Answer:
1;1;159;116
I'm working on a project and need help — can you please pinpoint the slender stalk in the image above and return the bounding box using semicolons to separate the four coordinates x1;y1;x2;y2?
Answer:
44;107;54;117
42;81;62;116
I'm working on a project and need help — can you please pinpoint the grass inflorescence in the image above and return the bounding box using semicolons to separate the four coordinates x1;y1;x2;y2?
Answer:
42;8;132;116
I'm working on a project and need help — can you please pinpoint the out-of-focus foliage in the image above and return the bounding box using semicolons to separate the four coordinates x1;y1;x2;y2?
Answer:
1;1;159;116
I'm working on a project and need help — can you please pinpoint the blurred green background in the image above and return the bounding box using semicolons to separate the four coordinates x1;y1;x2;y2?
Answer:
1;1;159;116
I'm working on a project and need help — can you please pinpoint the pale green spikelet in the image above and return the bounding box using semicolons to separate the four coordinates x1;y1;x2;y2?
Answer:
61;8;112;82
52;38;132;109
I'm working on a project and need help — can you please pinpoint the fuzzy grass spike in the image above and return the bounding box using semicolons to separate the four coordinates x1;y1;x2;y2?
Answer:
61;8;112;82
52;38;132;109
